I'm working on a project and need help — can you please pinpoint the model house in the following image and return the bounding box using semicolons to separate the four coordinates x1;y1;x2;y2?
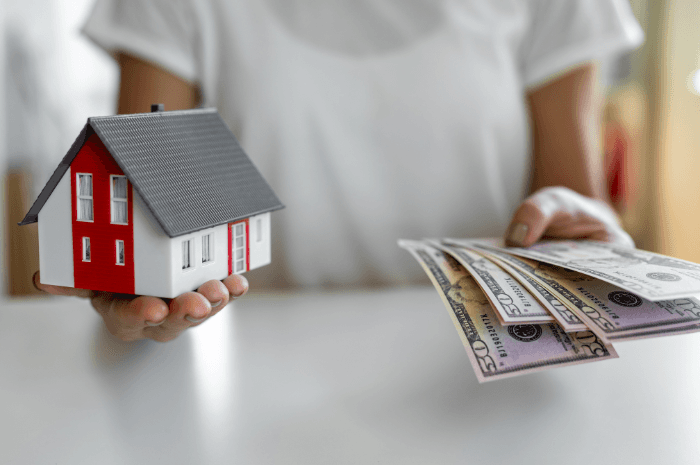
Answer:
20;105;284;298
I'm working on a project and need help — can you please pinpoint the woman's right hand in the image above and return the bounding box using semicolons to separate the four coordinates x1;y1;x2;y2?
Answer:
33;271;248;342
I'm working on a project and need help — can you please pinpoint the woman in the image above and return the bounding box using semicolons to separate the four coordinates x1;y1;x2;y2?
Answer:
37;0;642;341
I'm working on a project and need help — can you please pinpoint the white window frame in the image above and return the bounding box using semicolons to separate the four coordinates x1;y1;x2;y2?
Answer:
110;175;128;225
232;222;246;274
76;173;93;222
182;239;194;271
82;237;91;262
202;233;214;264
116;240;125;265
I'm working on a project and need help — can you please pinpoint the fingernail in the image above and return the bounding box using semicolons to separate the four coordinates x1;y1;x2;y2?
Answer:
508;223;528;246
146;319;166;327
186;315;207;323
210;300;223;308
232;276;249;298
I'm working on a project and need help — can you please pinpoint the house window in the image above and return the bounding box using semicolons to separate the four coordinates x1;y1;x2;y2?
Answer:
111;175;128;224
233;223;246;273
256;218;262;242
182;239;194;270
202;233;214;264
76;173;93;221
82;237;91;262
116;240;125;265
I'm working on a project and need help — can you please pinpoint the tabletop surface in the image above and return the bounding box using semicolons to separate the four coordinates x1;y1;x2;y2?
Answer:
2;286;700;465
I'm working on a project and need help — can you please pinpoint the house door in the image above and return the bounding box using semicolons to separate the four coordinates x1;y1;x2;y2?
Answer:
229;220;248;274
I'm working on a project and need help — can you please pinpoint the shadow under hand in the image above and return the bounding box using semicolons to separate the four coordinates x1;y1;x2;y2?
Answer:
91;322;155;369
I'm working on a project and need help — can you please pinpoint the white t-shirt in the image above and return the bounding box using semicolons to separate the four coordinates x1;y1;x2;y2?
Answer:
82;0;643;287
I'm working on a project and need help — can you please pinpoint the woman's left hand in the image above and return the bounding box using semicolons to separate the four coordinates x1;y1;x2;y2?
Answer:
504;186;634;248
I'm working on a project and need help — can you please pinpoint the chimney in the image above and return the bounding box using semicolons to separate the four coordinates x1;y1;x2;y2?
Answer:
151;103;164;112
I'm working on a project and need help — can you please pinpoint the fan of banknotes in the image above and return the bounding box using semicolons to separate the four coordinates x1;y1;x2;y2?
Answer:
399;238;700;383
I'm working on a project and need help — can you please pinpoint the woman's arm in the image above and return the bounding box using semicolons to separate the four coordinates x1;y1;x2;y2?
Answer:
527;63;606;199
505;62;633;247
116;53;200;114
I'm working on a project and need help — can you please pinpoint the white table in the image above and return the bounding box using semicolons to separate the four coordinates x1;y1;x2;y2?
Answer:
2;287;700;464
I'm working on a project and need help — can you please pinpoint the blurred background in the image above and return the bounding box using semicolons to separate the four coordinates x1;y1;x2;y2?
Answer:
1;0;117;299
1;0;700;299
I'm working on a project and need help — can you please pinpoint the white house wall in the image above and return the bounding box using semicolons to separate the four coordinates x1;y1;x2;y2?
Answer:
248;212;271;270
132;192;172;297
38;173;73;287
169;224;228;298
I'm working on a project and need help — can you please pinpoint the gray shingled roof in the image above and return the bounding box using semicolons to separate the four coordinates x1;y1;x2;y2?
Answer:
20;108;284;237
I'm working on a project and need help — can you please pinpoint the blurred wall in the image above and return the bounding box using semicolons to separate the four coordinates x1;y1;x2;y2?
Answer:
655;0;700;260
0;5;6;300
617;0;658;252
2;0;117;296
611;0;700;260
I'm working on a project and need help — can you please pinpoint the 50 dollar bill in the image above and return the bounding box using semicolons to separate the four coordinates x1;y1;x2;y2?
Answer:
430;241;555;325
450;239;700;342
398;240;617;383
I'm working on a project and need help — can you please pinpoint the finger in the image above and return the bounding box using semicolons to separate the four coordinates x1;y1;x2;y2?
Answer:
540;220;610;241
506;187;635;248
601;226;635;248
222;274;249;299
115;295;170;327
90;292;116;318
150;292;211;341
543;223;634;248
505;197;554;247
91;293;169;341
506;186;598;247
33;271;94;298
197;280;230;316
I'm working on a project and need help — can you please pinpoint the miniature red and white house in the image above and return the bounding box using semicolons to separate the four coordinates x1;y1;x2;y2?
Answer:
20;105;284;298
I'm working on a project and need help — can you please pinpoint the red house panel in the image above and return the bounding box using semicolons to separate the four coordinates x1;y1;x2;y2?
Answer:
70;133;135;294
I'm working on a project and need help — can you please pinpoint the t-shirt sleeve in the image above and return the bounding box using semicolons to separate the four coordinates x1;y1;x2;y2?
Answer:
81;0;199;83
519;0;644;89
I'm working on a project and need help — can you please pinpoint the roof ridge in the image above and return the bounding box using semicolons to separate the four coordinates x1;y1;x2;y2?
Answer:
88;107;217;123
87;110;283;237
20;108;284;236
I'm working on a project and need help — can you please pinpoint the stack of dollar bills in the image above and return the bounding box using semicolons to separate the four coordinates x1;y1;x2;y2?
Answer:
399;238;700;383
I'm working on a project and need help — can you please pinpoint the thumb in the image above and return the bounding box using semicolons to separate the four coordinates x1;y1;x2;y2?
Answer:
33;271;94;298
504;187;576;247
505;196;554;247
